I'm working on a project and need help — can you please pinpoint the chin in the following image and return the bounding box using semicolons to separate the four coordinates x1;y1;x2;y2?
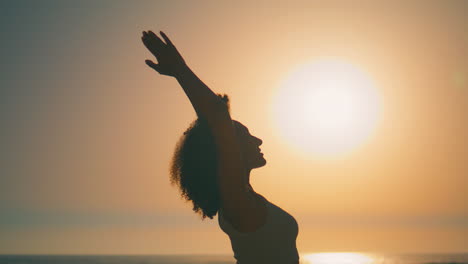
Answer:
253;157;267;169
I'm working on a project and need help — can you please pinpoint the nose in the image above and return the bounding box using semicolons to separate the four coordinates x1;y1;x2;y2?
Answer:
254;136;263;146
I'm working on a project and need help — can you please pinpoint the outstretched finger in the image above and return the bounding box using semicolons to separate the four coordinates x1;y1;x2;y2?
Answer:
142;35;161;57
147;30;166;47
160;31;175;47
145;59;161;73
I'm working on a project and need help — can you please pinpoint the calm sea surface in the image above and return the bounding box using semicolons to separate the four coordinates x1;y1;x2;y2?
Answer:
0;253;467;264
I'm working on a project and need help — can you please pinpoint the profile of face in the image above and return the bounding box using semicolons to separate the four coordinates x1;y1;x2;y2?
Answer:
233;120;266;170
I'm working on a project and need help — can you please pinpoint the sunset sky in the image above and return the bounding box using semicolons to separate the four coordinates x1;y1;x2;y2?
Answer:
1;0;467;255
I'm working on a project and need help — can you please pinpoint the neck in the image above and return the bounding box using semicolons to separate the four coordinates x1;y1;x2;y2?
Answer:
244;168;253;192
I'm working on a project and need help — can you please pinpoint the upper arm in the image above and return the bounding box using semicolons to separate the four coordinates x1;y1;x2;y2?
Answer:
209;112;266;232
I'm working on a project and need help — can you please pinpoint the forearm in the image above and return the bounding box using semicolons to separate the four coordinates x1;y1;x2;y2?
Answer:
174;65;229;121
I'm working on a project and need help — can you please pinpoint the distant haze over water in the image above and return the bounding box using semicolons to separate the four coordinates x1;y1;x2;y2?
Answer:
0;253;467;264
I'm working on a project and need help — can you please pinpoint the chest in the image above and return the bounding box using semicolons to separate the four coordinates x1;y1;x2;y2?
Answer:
266;203;299;240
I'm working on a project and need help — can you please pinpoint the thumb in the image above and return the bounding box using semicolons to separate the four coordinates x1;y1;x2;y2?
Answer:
145;59;161;72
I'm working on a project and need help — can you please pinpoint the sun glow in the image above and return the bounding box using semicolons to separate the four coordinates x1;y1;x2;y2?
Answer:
272;59;382;157
302;252;375;264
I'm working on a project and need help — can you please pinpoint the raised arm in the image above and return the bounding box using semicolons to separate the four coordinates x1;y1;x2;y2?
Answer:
141;30;226;119
141;31;264;230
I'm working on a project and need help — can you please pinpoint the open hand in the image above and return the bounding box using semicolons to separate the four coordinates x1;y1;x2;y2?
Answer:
141;30;186;77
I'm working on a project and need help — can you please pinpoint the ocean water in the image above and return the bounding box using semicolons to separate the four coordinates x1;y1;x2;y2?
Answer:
0;253;467;264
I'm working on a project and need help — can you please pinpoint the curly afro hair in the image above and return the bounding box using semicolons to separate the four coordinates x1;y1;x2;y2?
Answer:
169;94;230;219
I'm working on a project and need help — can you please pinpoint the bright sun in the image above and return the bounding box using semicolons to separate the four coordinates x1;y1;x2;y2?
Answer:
272;59;382;157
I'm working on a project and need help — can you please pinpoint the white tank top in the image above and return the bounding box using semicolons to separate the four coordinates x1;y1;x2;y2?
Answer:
218;194;300;264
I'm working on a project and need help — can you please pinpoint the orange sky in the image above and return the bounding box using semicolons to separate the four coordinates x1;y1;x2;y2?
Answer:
0;1;467;254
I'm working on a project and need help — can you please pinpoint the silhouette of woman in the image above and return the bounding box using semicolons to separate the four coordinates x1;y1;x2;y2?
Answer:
142;30;299;264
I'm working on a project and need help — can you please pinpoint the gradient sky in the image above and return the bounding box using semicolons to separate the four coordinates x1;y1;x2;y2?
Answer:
1;0;467;255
